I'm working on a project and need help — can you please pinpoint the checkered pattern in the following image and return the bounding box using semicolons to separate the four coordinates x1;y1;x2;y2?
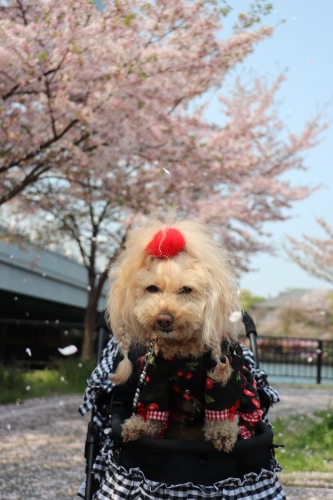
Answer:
77;338;284;499
78;336;119;416
205;408;231;421
238;425;254;440
88;453;286;500
238;409;264;423
146;410;170;421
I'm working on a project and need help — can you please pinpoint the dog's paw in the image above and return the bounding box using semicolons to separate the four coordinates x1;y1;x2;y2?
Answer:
121;415;163;442
203;417;239;452
121;416;142;442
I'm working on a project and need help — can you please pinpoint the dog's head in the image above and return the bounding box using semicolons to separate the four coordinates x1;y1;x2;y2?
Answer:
107;218;241;379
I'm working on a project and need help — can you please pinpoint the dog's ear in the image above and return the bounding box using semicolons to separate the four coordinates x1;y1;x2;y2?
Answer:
106;257;146;384
201;273;241;348
109;335;133;385
207;355;232;386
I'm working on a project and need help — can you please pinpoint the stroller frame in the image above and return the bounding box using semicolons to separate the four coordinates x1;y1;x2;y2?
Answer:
83;312;281;500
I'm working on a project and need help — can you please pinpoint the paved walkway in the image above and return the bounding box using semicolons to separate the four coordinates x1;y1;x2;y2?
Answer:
268;385;333;420
0;387;332;499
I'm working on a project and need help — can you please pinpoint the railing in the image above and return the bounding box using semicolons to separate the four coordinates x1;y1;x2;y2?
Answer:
240;335;333;384
2;316;333;383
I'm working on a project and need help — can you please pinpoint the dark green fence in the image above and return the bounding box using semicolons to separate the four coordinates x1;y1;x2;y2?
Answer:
241;335;333;384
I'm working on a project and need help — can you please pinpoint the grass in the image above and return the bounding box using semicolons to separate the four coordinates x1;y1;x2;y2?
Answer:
272;409;333;473
0;359;95;405
1;363;333;476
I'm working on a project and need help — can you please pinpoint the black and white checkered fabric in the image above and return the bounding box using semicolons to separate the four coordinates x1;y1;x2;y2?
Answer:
94;453;285;500
78;338;284;500
79;336;119;416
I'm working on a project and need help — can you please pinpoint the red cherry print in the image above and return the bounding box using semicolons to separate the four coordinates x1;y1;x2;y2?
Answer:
205;378;213;389
244;389;255;397
145;376;150;383
185;373;193;379
173;384;181;393
146;403;159;411
177;371;184;377
137;402;144;408
252;398;260;408
183;394;191;400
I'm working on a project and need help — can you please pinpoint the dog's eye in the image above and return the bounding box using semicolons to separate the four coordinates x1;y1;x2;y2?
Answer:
146;285;160;293
178;286;193;294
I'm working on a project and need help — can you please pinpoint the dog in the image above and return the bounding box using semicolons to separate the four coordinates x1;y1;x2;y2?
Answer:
106;218;263;452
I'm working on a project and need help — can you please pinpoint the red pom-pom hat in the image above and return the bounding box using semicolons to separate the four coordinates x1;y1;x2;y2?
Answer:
145;228;186;258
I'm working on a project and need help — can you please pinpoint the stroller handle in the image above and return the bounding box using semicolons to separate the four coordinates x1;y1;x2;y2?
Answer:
242;312;260;368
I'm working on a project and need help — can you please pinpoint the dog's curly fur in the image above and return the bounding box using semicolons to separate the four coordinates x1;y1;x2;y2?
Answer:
106;216;242;452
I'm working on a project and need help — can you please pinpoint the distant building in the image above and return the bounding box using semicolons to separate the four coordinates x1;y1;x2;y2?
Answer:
251;288;313;324
0;237;107;363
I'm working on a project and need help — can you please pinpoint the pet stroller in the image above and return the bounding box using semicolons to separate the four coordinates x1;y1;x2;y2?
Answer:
78;312;285;500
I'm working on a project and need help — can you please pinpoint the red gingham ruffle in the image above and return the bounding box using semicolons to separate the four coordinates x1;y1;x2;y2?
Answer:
146;410;170;421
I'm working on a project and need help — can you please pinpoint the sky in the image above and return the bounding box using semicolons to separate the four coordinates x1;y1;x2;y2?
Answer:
207;0;333;298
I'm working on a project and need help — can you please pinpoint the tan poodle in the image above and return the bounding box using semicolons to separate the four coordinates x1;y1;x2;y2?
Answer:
106;217;262;452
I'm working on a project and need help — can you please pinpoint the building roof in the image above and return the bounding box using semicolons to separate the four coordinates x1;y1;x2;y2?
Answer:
0;237;107;311
252;288;313;310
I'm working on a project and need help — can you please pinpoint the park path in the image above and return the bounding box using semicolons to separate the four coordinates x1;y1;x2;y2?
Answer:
0;387;332;500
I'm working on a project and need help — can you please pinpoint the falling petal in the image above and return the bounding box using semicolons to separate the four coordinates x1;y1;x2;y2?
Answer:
78;363;82;368
58;401;64;406
237;289;241;297
58;345;78;356
229;311;242;323
42;273;46;277
7;424;11;430
14;297;18;301
60;376;65;382
163;168;171;175
26;385;31;391
26;348;32;357
87;285;91;291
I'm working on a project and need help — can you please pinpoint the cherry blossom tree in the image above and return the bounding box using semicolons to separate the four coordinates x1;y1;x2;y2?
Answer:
13;75;323;358
287;218;333;284
257;288;332;338
0;0;325;358
0;0;273;206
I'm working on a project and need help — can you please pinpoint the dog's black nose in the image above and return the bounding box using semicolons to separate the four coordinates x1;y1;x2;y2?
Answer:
156;312;174;330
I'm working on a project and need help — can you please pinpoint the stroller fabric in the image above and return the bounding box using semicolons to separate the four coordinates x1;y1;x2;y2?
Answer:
78;337;284;500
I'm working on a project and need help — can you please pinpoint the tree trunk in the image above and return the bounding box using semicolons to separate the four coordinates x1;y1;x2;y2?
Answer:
80;270;109;360
81;301;97;360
